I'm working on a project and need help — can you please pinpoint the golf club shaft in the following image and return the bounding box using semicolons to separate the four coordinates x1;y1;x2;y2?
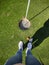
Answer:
25;0;30;18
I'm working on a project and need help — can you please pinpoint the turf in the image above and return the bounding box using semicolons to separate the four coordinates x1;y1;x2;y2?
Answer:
0;0;49;65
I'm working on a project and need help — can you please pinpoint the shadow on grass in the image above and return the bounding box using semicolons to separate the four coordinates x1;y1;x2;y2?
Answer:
23;19;49;49
29;6;49;21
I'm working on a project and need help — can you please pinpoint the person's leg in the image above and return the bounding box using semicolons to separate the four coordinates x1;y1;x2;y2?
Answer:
4;41;23;65
25;43;41;65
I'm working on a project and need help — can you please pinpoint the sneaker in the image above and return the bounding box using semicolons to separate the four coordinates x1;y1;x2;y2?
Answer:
26;42;32;55
18;41;23;50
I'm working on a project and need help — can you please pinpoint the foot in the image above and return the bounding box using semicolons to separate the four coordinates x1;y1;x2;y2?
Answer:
26;42;32;55
18;41;23;50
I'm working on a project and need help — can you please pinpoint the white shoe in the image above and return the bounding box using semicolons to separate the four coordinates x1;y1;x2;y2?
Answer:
18;41;23;50
26;42;32;55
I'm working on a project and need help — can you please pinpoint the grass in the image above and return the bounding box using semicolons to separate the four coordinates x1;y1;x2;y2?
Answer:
0;0;49;65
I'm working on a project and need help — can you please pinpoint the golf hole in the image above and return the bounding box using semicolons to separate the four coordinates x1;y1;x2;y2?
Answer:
19;18;31;30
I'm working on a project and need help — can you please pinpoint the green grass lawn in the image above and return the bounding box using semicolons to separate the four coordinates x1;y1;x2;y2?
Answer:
0;0;49;65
